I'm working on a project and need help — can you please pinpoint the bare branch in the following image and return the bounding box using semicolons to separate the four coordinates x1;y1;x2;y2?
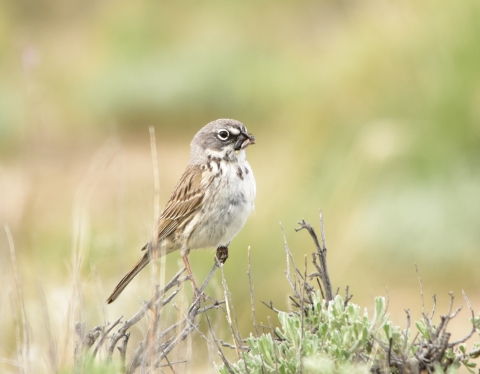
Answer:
91;317;123;359
247;247;259;337
415;265;425;315
403;309;411;353
295;219;334;302
206;313;235;374
261;300;281;314
107;268;188;358
281;223;301;302
430;295;437;320
344;286;353;306
319;210;328;253
448;291;476;347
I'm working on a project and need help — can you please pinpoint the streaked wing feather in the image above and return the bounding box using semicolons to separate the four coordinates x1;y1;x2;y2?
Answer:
154;165;207;243
153;220;178;242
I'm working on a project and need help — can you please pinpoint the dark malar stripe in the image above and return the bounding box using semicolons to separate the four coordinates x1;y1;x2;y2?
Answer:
236;166;244;180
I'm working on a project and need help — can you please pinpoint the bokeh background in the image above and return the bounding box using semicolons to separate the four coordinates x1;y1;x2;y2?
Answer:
1;0;480;372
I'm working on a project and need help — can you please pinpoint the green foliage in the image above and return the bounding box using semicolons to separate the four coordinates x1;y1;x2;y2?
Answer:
218;295;388;373
218;294;480;374
59;356;122;374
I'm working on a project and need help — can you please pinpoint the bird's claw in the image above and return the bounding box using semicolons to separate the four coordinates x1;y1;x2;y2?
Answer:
215;246;229;265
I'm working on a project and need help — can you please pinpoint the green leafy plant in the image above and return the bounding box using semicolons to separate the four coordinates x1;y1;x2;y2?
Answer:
217;218;480;374
219;295;392;374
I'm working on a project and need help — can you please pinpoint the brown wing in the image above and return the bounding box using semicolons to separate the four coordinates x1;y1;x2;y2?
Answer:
147;164;209;246
109;165;208;303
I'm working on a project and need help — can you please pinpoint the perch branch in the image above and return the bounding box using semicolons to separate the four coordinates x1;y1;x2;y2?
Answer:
295;217;334;302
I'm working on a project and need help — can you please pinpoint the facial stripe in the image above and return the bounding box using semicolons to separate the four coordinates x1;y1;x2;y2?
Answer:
227;127;240;135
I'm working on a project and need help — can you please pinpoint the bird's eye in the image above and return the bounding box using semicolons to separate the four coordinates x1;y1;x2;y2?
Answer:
217;129;230;141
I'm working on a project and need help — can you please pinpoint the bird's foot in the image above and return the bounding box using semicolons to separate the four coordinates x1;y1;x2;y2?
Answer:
215;246;229;265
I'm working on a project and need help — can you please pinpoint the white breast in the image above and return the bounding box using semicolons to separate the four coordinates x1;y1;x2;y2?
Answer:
186;150;256;250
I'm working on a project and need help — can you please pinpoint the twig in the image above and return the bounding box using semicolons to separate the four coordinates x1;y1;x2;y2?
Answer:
158;360;188;368
219;340;239;350
447;292;454;316
315;278;325;300
126;342;143;374
247;247;259;337
230;289;250;374
74;323;101;372
82;326;102;349
220;265;241;359
430;295;437;320
415;265;425;315
403;309;411;354
288;296;301;309
175;305;210;344
107;268;187;358
127;262;221;373
433;293;456;343
256;324;274;331
206;313;235;374
295;219;334;302
91;317;123;359
197;301;226;314
261;301;281;314
118;333;129;372
387;337;393;368
371;335;402;366
281;223;301;302
298;255;308;374
435;331;450;365
319;210;327;253
457;346;480;362
267;315;280;374
142;316;197;372
448;291;476;347
344;286;353;306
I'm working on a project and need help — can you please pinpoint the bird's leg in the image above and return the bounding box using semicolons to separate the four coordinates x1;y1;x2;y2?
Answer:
215;246;229;265
182;254;198;290
182;254;206;303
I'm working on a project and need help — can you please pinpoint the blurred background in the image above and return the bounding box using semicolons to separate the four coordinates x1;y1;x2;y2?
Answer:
1;0;480;372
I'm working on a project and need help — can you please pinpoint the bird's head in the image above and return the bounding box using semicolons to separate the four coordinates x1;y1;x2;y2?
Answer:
190;119;255;162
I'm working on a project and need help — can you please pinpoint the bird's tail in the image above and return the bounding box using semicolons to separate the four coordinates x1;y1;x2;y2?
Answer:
106;251;151;304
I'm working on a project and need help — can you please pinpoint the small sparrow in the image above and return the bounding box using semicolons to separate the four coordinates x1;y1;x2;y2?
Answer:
106;119;256;303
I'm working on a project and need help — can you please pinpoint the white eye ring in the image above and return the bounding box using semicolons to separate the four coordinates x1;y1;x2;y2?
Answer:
217;129;230;141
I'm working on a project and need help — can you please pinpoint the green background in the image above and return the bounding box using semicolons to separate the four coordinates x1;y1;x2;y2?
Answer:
1;0;479;372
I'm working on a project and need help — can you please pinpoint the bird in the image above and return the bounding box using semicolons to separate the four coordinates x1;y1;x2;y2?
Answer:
106;119;256;304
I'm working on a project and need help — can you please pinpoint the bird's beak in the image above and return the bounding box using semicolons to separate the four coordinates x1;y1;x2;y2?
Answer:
234;131;256;151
